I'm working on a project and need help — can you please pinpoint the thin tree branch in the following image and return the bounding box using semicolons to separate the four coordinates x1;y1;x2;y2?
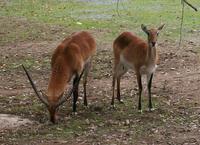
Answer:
179;1;185;47
179;0;198;47
117;0;120;16
183;0;198;11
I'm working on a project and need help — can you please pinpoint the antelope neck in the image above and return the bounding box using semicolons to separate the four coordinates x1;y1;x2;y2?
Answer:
146;43;157;64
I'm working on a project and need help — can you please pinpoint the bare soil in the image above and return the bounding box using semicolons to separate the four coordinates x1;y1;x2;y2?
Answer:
0;21;200;144
0;114;32;130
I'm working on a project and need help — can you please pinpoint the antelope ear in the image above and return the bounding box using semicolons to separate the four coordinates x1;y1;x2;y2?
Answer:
141;24;149;35
158;24;165;31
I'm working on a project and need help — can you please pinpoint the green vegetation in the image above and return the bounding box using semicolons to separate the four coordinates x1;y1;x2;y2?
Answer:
0;0;199;144
1;0;199;44
1;93;198;144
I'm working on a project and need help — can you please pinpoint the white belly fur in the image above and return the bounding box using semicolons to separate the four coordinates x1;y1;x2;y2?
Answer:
120;55;134;70
140;64;157;75
120;54;157;75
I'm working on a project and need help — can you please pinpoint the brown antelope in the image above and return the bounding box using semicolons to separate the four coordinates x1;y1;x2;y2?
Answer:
22;31;96;123
111;24;164;111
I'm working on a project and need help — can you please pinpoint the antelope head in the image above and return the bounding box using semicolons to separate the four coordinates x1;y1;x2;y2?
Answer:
141;24;165;48
22;65;74;123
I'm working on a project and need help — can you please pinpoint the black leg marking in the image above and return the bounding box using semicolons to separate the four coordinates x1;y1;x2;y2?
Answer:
148;73;153;110
117;77;124;103
83;80;88;106
111;76;116;106
73;74;79;113
117;77;121;101
83;72;88;107
137;73;142;111
83;62;91;106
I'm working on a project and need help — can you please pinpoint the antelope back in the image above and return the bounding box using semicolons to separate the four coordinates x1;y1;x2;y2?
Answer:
113;31;148;69
47;31;96;103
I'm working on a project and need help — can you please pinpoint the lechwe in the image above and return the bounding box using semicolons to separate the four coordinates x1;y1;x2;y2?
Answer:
23;31;96;123
111;24;164;111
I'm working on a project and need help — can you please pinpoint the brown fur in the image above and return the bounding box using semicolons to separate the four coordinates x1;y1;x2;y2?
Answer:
113;32;151;71
47;31;96;104
111;24;164;111
47;31;96;122
24;31;96;123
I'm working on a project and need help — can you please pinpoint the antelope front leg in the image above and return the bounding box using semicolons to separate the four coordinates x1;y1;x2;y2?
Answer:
117;77;124;103
83;77;88;106
111;75;116;106
136;73;143;112
116;65;127;104
72;74;80;113
147;73;154;111
83;61;91;106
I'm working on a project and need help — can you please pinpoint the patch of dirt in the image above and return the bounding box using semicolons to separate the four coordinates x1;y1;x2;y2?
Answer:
0;114;33;130
0;24;200;144
0;16;71;45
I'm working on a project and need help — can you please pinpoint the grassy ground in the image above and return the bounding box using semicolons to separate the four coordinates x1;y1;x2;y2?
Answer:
0;0;200;145
0;0;200;44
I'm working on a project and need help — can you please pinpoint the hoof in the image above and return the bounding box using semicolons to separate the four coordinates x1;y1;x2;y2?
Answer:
72;112;78;116
149;108;155;112
84;102;88;107
118;99;124;104
110;104;116;110
138;109;143;113
83;105;89;109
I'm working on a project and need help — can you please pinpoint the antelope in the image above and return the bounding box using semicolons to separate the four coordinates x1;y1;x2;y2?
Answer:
22;31;96;123
111;24;165;111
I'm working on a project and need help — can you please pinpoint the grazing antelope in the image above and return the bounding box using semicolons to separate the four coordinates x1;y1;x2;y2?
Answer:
23;31;96;123
111;24;165;111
